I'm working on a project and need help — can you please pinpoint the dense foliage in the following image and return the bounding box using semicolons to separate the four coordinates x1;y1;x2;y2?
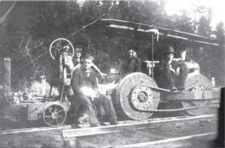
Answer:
0;0;224;90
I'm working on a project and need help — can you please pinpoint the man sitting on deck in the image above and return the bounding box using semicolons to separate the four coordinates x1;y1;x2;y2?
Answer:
71;54;118;127
162;46;189;92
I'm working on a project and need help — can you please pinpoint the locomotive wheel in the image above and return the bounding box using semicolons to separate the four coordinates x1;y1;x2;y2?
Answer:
42;103;67;127
49;38;75;60
182;73;212;116
115;72;160;120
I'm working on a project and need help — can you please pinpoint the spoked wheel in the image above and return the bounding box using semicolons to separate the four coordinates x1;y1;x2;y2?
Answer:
49;38;75;60
181;73;212;116
115;72;160;120
42;103;67;127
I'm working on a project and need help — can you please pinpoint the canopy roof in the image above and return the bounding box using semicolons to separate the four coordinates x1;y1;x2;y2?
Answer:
93;18;220;46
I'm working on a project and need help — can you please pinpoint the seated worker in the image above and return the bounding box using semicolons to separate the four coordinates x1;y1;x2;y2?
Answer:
162;46;189;91
125;49;142;73
71;54;118;127
63;47;107;123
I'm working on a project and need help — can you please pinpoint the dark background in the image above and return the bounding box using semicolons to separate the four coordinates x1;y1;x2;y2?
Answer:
0;1;223;91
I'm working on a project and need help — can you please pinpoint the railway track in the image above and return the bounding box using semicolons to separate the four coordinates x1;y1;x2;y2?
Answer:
62;114;216;138
104;132;216;148
64;113;217;148
0;113;217;147
0;114;216;136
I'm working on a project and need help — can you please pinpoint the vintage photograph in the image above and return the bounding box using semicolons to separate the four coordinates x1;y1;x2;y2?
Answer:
0;0;224;147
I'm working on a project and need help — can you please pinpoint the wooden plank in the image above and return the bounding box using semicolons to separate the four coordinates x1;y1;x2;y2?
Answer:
100;19;220;46
166;90;220;101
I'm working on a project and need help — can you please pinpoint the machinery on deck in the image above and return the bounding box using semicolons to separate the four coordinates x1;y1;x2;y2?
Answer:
93;19;220;120
13;19;220;127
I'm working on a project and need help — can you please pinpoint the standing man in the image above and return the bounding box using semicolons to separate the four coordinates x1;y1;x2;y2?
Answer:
163;46;189;91
126;49;142;73
71;55;118;127
74;47;82;66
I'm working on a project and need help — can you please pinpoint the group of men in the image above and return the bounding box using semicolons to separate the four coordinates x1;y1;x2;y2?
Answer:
126;46;189;91
59;44;189;128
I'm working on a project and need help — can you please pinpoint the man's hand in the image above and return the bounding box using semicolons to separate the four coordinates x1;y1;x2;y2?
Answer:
169;64;176;74
80;87;99;101
100;72;107;78
170;66;180;76
175;67;180;76
64;78;71;86
89;91;99;101
107;81;118;89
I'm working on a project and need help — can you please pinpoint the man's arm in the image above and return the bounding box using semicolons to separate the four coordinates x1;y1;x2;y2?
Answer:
91;64;106;78
72;63;81;72
135;58;142;72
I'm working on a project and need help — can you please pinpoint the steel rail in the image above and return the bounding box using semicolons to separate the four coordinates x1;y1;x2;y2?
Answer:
105;132;216;148
0;114;216;137
0;125;71;135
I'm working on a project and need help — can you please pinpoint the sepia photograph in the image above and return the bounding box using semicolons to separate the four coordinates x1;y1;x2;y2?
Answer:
0;0;224;147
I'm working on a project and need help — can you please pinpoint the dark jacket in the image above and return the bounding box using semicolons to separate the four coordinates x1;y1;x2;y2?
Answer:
127;57;142;73
71;67;98;95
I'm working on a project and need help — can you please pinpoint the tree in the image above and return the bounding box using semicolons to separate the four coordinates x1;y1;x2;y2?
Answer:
198;16;212;36
0;0;222;89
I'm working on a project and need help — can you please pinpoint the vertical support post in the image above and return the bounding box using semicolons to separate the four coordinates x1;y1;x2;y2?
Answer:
59;53;65;102
151;34;154;79
3;58;11;104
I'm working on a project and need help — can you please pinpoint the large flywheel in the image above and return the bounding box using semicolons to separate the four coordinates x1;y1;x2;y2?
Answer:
49;38;75;60
115;72;160;120
182;73;212;116
41;102;67;127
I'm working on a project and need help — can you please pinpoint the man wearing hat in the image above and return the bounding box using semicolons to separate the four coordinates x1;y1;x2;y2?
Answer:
126;49;142;73
163;46;189;91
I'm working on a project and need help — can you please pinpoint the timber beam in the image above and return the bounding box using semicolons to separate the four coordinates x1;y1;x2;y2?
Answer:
166;89;220;101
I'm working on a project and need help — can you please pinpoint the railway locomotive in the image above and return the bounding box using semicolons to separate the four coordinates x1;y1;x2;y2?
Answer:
11;19;220;127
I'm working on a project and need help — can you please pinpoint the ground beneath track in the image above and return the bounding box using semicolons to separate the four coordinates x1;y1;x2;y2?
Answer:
77;117;218;147
0;113;218;148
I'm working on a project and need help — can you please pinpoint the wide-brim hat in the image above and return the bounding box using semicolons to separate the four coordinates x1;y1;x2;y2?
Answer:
164;46;176;54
